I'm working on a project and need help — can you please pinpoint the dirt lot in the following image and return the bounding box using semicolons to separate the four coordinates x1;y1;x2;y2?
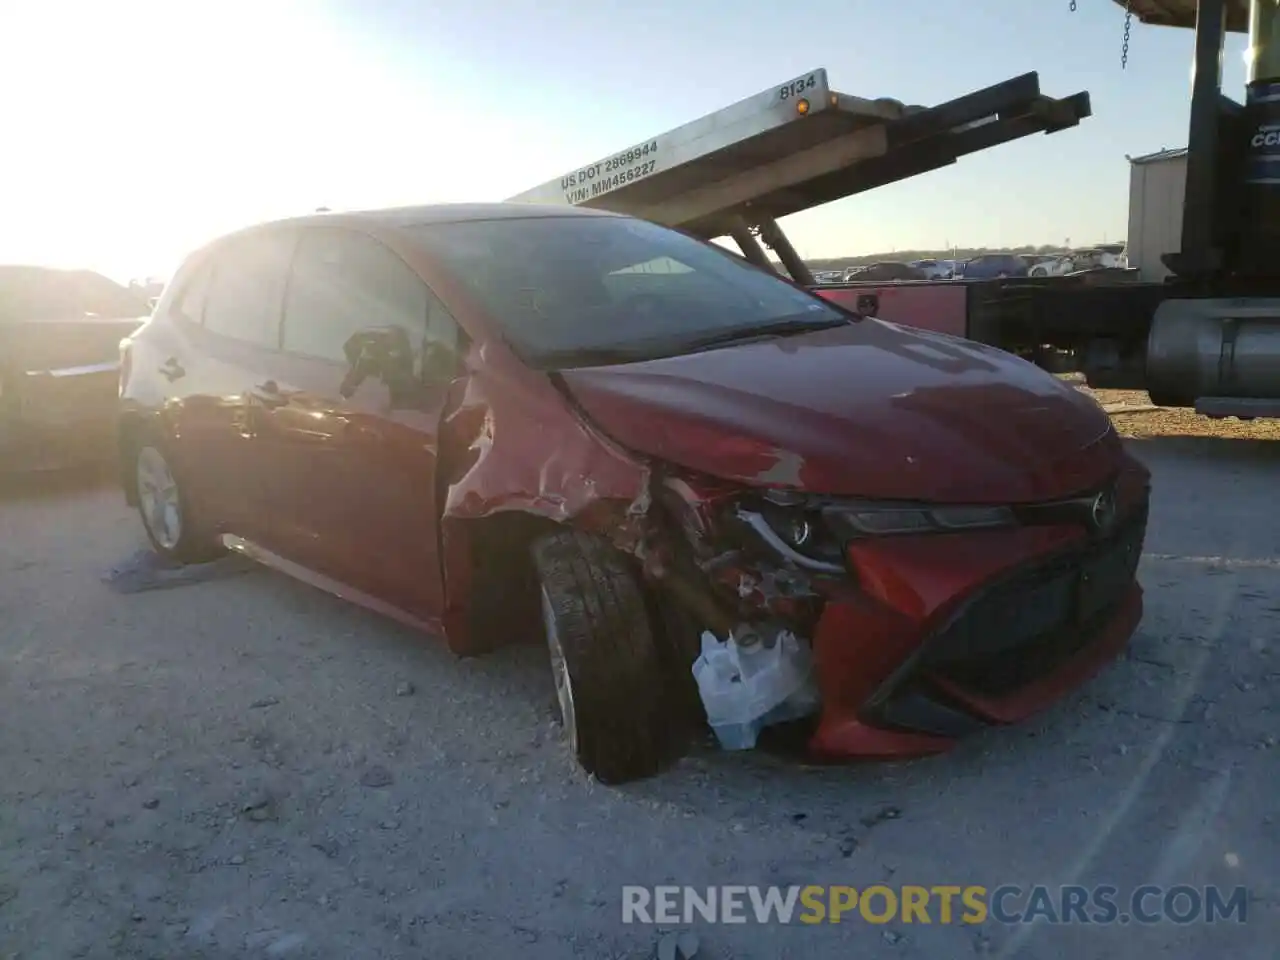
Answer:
1077;378;1280;442
1;415;1278;959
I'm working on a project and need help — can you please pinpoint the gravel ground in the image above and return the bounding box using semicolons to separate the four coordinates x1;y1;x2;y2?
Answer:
1075;378;1280;442
1;428;1277;960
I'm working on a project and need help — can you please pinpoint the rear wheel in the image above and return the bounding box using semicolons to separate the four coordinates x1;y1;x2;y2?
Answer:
531;530;686;784
134;441;221;563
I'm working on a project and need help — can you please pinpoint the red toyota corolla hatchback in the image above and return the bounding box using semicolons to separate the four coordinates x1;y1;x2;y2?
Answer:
119;203;1149;783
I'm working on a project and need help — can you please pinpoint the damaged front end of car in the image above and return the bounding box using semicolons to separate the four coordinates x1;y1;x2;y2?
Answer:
628;463;1147;762
624;477;1032;750
431;341;1147;782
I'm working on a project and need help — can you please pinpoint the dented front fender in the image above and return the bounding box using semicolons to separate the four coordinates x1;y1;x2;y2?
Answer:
435;344;651;651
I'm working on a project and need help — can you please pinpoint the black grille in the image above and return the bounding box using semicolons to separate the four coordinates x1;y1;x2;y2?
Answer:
926;504;1147;697
864;500;1149;730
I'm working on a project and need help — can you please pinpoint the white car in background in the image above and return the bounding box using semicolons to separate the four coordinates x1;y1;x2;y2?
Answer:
1029;244;1128;277
1028;255;1074;277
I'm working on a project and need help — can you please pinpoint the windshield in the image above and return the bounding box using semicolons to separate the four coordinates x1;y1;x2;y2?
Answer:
408;215;847;368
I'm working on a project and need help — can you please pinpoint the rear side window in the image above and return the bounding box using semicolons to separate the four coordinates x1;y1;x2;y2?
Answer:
202;231;295;346
282;228;442;365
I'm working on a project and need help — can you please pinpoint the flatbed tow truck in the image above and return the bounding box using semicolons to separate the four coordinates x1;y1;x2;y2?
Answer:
509;0;1280;419
509;67;1094;342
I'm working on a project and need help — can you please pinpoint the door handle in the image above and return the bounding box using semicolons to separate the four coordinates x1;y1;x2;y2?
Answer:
856;293;880;315
159;357;185;381
253;380;289;409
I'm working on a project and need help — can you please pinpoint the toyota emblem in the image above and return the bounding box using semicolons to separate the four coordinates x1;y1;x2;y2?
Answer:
1089;489;1118;533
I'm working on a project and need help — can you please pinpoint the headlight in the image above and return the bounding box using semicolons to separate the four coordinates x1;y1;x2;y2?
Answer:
735;498;1017;573
736;502;846;573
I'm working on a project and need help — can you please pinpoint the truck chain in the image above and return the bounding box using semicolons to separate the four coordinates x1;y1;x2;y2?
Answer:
1121;3;1132;69
1067;0;1133;70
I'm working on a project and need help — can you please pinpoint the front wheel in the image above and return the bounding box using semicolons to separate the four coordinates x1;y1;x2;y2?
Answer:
531;530;686;784
134;441;221;563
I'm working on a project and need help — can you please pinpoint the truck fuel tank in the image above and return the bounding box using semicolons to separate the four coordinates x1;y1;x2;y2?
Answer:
1146;297;1280;410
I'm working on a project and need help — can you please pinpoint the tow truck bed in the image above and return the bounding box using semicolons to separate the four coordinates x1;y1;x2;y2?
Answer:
510;69;1090;245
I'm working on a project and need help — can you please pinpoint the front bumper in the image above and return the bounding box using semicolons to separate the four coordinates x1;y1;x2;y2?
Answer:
805;481;1148;759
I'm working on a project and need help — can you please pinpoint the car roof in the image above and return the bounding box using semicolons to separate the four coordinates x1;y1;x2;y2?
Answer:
262;202;622;233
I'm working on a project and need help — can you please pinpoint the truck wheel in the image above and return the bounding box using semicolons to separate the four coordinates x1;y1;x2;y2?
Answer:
1146;389;1193;409
531;530;685;784
134;440;222;564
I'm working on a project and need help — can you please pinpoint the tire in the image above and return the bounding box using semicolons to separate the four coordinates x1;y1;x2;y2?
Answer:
133;439;222;564
1146;390;1194;410
643;584;709;737
531;530;685;784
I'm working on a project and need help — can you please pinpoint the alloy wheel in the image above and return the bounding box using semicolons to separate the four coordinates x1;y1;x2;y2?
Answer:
136;445;183;551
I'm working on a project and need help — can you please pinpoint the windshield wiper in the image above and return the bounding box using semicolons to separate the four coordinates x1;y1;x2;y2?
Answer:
530;314;849;369
681;314;849;353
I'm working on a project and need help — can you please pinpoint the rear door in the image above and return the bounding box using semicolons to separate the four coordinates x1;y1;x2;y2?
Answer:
256;226;459;621
170;230;294;543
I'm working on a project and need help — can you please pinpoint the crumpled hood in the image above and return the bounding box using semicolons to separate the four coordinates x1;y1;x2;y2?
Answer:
558;320;1122;503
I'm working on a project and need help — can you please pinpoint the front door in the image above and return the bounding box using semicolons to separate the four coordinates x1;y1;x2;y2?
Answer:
256;226;459;622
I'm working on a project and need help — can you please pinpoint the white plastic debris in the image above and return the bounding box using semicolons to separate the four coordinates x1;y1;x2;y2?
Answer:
692;626;821;751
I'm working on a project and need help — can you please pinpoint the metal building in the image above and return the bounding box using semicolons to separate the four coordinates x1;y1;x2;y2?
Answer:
1126;146;1188;282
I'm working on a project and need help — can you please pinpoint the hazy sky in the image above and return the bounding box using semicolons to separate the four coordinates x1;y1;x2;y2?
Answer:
0;1;1251;281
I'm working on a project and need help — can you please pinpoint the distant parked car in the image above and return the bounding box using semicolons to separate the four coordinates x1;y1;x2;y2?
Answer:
1027;248;1129;277
1068;247;1129;272
952;254;1029;280
1;266;147;471
842;261;927;282
1027;255;1074;278
1094;242;1128;267
908;258;955;279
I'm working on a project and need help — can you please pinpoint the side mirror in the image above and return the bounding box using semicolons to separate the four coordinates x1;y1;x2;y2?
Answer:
340;326;414;399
